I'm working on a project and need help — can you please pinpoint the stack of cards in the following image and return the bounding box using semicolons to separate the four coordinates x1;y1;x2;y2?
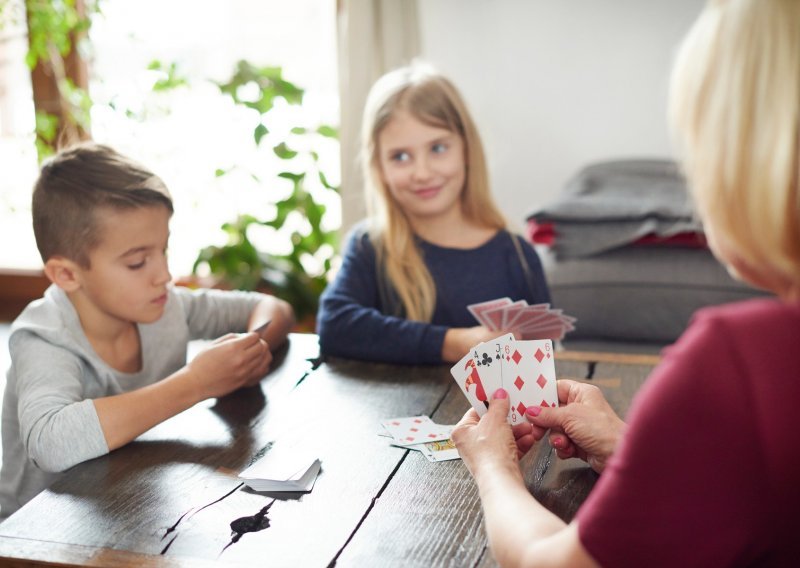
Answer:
378;416;460;462
467;297;576;340
450;334;558;424
239;451;321;492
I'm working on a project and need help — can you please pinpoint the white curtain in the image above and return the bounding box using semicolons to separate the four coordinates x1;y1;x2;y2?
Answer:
336;0;420;233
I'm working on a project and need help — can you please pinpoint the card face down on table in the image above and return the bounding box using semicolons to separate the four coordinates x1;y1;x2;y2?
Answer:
239;447;321;492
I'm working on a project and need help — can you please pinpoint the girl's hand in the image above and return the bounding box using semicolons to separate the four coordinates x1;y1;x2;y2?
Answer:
525;379;626;473
451;388;522;481
442;326;515;363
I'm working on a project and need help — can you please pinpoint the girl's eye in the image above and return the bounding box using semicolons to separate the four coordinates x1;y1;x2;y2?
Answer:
390;151;410;163
431;142;447;154
128;259;146;270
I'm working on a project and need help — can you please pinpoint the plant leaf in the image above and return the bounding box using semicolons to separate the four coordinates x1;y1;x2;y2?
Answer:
316;125;338;138
273;142;298;160
254;123;268;145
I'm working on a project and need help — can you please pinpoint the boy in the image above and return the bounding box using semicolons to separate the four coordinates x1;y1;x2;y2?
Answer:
0;143;295;521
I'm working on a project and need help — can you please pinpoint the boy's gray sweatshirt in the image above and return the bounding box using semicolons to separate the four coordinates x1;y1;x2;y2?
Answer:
0;285;262;521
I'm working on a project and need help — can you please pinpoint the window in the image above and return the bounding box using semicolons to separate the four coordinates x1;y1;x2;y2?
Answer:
0;0;340;279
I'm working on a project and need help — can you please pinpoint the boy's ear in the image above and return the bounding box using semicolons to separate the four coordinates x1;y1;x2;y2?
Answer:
44;257;83;292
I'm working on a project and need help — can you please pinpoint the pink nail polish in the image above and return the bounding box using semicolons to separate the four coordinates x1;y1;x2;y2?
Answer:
493;388;508;399
526;405;541;417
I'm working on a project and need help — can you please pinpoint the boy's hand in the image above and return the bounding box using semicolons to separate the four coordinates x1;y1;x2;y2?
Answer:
186;332;272;399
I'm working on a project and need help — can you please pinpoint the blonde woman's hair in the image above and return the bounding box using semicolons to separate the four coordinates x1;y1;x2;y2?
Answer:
360;62;506;321
669;0;800;282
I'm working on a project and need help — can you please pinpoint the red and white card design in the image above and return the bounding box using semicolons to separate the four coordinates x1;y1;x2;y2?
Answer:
467;297;576;340
449;333;513;418
450;337;558;425
500;339;558;424
380;416;452;447
450;351;491;417
467;297;512;328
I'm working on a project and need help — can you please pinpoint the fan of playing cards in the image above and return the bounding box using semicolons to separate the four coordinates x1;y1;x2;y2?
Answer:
468;297;576;340
450;334;559;424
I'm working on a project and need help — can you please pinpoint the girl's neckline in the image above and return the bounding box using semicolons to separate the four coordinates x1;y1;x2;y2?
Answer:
415;228;505;252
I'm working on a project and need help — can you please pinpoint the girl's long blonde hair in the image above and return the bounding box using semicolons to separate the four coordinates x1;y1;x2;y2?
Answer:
360;63;506;322
669;0;800;283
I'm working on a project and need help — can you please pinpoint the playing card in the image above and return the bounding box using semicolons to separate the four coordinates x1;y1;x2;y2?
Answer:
239;450;321;492
500;300;529;329
450;351;491;416
253;320;271;334
467;297;512;327
519;325;568;341
380;416;452;446
500;339;558;425
419;438;460;462
506;304;551;330
469;338;506;397
481;306;505;331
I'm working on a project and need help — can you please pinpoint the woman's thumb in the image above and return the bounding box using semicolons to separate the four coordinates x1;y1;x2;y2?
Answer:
525;404;561;429
488;388;510;419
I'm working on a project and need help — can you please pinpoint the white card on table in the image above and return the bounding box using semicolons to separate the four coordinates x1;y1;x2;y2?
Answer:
239;452;321;492
380;416;452;446
419;439;460;462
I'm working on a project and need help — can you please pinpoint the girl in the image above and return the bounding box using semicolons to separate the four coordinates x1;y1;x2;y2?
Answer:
317;63;551;364
452;0;800;566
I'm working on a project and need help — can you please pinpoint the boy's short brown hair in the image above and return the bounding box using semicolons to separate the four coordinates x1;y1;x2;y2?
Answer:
32;143;174;267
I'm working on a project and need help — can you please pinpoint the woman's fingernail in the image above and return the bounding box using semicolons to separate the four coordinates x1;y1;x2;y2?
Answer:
493;388;508;399
552;437;564;449
526;405;541;417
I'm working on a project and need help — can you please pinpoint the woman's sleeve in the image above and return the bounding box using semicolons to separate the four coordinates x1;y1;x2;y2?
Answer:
575;313;765;566
316;230;447;364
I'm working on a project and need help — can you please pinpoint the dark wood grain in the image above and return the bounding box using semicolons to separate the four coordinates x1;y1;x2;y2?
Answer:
557;349;661;366
166;358;454;567
0;336;456;567
0;339;655;567
590;361;655;418
335;380;487;568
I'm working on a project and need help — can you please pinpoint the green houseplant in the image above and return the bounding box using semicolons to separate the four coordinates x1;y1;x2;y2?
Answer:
3;0;99;160
192;61;340;328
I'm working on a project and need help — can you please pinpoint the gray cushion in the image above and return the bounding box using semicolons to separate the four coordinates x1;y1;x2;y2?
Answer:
540;245;771;344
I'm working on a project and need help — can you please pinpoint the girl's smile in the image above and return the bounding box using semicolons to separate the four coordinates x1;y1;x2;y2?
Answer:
377;110;467;224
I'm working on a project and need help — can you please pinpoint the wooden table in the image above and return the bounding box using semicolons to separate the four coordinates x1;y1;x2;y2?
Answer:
0;334;658;567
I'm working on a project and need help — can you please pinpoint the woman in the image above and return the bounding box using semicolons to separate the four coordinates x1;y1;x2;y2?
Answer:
452;0;800;565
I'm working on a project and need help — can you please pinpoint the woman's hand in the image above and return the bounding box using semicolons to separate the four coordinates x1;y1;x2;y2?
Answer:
452;388;524;482
525;379;626;473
